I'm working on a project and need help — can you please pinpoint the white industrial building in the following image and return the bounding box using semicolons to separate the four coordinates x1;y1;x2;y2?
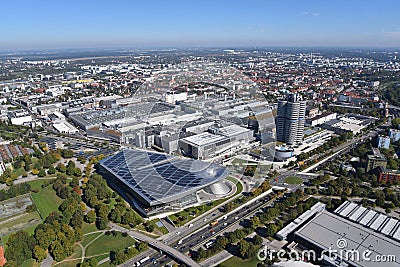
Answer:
306;112;337;126
53;121;79;134
179;124;254;159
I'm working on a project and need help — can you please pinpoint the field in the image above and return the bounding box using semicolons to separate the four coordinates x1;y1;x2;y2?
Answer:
0;211;41;237
284;176;303;185
30;183;63;219
56;231;137;266
0;193;42;246
0;194;34;220
85;232;136;257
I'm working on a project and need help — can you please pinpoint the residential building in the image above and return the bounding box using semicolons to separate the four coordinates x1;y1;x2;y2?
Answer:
378;166;400;184
366;148;387;172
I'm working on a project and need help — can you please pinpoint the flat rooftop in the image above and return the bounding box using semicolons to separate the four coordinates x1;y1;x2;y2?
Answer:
295;210;400;267
181;132;227;146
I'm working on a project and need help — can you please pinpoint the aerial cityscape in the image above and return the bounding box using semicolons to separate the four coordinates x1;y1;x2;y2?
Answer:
0;1;400;267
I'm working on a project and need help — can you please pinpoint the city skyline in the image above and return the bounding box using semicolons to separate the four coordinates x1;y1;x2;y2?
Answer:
1;0;400;50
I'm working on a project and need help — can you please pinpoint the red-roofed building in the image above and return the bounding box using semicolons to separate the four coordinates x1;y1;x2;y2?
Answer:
0;246;6;266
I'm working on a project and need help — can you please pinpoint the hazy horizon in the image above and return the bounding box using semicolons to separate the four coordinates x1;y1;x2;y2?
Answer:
1;0;400;50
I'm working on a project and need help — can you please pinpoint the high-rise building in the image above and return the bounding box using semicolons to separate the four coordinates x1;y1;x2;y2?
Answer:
276;93;306;144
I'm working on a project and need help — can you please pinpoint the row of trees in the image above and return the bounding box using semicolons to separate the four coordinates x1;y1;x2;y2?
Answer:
0;183;31;201
110;241;148;265
195;190;308;262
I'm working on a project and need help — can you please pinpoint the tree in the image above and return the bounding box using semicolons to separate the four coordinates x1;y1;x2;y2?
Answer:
33;245;47;262
38;168;46;177
81;258;99;267
74;167;82;177
96;217;109;230
57;163;66;173
253;235;263;246
70;210;84;229
250;216;261;229
85;210;96;223
77;155;86;164
57;186;70;199
66;160;76;176
47;165;56;175
96;203;110;219
61;149;74;158
5;230;36;264
122;210;140;226
216;236;229;249
197;247;206;259
136;241;148;252
264;223;278;237
35;225;56;249
110;250;126;265
238;239;251;259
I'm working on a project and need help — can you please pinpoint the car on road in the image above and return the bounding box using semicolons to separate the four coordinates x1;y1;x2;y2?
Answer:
188;223;194;228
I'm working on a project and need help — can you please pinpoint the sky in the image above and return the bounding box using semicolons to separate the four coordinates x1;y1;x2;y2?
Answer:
1;0;400;50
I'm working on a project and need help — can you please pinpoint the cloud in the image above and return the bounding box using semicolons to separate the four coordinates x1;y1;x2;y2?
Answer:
301;11;320;17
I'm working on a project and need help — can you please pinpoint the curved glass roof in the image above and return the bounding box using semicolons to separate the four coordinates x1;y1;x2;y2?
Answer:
100;149;229;206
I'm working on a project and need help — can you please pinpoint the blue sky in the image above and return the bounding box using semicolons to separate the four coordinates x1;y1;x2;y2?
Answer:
1;0;399;49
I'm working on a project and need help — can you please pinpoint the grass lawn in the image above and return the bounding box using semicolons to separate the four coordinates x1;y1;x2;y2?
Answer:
27;178;56;191
95;254;113;267
85;232;136;257
0;211;41;235
284;176;303;185
21;258;40;267
81;232;104;248
56;259;81;267
82;222;99;234
11;166;25;180
219;255;262;267
232;158;258;166
148;219;169;235
30;184;63;219
68;243;83;260
226;177;243;196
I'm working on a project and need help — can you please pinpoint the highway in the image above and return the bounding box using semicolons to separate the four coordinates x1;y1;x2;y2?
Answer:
109;223;201;267
130;192;277;267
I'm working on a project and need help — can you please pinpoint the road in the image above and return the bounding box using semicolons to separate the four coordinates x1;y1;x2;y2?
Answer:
136;191;277;267
109;223;201;267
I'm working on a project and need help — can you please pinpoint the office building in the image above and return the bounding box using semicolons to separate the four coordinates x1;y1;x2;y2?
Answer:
377;135;390;149
276;94;306;145
389;129;400;142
